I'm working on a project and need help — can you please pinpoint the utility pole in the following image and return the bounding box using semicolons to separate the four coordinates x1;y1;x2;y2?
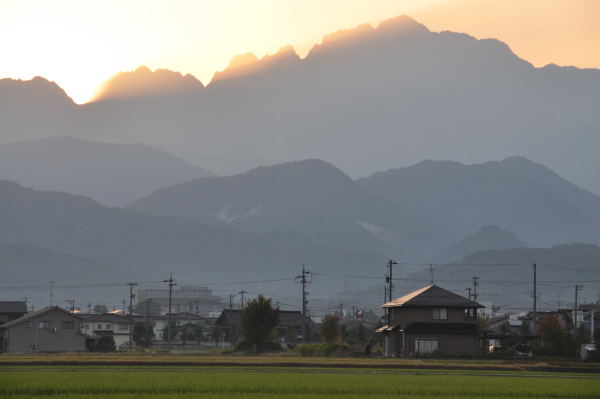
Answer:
387;260;397;303
50;281;54;306
163;273;176;351
127;282;137;350
296;265;312;343
574;285;583;329
65;299;75;312
465;287;472;301
472;276;479;302
238;290;247;309
532;263;537;335
429;264;434;285
229;294;235;310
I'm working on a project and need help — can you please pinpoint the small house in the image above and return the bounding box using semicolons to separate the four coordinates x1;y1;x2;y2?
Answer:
0;306;87;353
80;313;133;350
377;285;486;357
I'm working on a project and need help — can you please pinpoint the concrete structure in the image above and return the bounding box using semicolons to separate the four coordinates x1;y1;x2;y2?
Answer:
80;313;133;350
0;307;87;353
377;285;485;357
0;301;27;325
136;285;223;317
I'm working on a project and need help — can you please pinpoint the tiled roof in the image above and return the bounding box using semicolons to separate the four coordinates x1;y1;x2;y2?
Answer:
79;313;132;323
0;306;78;329
382;285;483;308
0;301;27;314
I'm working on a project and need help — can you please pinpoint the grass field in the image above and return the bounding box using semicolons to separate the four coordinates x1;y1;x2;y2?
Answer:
1;369;599;399
2;352;599;372
1;354;599;398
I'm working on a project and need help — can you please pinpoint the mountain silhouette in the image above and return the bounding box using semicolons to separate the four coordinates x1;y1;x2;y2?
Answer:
92;66;204;101
403;243;600;308
0;137;214;206
357;156;600;252
433;225;528;263
129;159;411;255
0;15;599;191
0;180;386;296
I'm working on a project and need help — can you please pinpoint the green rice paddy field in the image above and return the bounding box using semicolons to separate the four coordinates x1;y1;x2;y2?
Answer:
1;368;599;399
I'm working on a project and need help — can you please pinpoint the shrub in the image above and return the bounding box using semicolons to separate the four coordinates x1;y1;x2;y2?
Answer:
295;343;351;357
234;340;283;353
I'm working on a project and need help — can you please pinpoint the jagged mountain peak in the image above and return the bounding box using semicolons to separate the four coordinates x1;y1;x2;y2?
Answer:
0;76;75;105
210;45;301;83
309;15;428;55
92;66;204;101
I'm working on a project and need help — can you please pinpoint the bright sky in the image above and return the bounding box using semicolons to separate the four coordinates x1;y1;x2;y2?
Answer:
1;0;598;104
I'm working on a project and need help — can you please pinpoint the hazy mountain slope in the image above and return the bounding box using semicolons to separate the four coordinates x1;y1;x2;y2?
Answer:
129;159;415;255
403;243;600;309
0;180;386;287
357;157;600;250
0;137;215;206
1;16;599;194
0;77;76;142
434;225;528;264
0;244;120;305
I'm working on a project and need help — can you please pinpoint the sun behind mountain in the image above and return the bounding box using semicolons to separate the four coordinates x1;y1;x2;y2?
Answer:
92;66;204;101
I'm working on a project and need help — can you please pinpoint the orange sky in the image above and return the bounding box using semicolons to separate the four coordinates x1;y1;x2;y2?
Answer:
0;0;597;103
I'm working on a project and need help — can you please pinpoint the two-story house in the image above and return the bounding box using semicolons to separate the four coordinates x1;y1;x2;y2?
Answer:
80;313;133;350
377;285;485;356
0;306;87;353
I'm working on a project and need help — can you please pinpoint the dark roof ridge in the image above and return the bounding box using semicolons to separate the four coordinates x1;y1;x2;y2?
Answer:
0;306;78;329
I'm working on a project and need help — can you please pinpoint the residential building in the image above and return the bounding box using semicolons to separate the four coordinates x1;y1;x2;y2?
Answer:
486;314;536;351
0;301;27;325
518;310;574;334
377;285;486;357
80;313;133;350
149;312;205;341
0;306;87;353
136;285;223;317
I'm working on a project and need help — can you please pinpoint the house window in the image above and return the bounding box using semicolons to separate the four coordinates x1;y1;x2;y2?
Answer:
106;324;111;329
432;308;447;320
97;324;102;330
415;338;439;354
118;323;129;330
61;321;74;329
38;321;51;330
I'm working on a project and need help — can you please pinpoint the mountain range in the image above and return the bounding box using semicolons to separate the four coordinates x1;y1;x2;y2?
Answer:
1;15;599;195
2;153;600;307
0;179;386;303
130;156;600;261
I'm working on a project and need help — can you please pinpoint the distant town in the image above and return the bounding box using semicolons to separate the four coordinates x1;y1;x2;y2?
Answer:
1;263;598;360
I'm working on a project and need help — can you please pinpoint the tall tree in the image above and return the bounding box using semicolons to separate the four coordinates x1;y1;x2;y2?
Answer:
133;323;155;349
320;314;341;344
240;295;279;353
